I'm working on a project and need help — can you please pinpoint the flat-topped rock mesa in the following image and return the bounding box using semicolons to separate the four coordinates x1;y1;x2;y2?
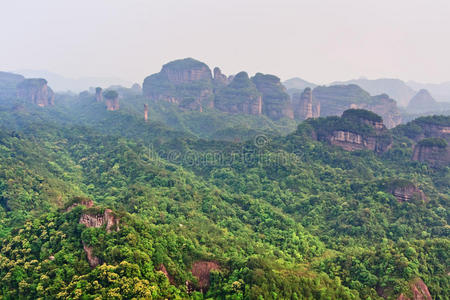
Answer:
0;71;25;99
251;73;293;120
412;138;450;167
407;89;440;113
312;85;402;128
292;87;320;120
386;179;427;202
143;58;214;111
308;109;393;153
103;90;119;111
16;78;54;107
408;116;450;142
214;71;262;115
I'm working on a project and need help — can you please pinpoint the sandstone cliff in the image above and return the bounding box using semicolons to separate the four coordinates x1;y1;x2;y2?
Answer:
143;58;214;111
0;71;24;99
292;87;320;120
397;278;432;300
412;138;450;167
387;179;427;202
252;73;293;120
79;208;120;233
312;85;401;128
213;67;229;90
103;90;119;111
214;72;262;115
16;78;54;107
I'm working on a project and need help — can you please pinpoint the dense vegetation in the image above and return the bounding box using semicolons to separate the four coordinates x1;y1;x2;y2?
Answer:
0;91;447;299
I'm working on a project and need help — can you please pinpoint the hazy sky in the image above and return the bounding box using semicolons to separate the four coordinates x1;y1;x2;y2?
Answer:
1;0;450;85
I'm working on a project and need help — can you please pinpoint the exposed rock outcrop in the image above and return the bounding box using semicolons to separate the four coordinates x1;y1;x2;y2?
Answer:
95;87;103;102
79;208;120;233
252;73;293;120
293;87;320;120
387;180;427;202
397;278;432;300
16;78;54;107
189;261;220;292
143;58;214;111
103;90;119;111
65;197;94;212
412;138;450;167
83;242;101;268
144;104;148;122
158;264;175;284
312;85;401;128
213;67;229;90
214;72;262;115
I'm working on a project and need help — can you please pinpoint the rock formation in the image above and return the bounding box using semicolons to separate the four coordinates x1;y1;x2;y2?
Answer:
412;138;450;167
397;278;432;300
407;116;450;142
387;180;427;202
312;85;402;128
103;90;119;111
16;78;54;107
189;261;220;292
0;71;24;99
311;109;393;153
83;242;101;267
293;87;320;120
407;89;440;113
143;58;214;111
79;208;120;233
144;104;148;122
214;72;262;115
95;87;103;102
213;67;229;90
252;73;293;120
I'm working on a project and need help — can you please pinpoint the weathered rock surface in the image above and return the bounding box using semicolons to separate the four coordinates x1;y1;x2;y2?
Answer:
83;242;101;268
293;87;320;120
388;181;427;202
16;78;54;107
397;278;432;300
214;72;262;115
213;67;229;90
144;104;148;122
79;208;120;232
103;90;119;111
143;58;213;111
251;73;293;119
312;85;401;128
412;140;450;167
189;261;220;292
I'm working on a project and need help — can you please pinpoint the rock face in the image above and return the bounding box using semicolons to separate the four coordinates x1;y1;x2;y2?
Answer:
293;87;320;120
83;243;101;268
407;89;440;113
397;278;432;300
412;138;450;167
189;261;220;292
0;71;24;99
214;72;262;115
143;58;214;111
312;85;402;128
103;90;119;111
252;73;293;120
144;104;148;122
16;78;54;107
95;87;103;102
388;181;427;202
79;208;120;233
213;67;229;90
311;109;393;153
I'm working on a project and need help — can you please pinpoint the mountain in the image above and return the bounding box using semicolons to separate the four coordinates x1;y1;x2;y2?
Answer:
407;80;450;102
407;89;441;113
283;77;317;96
14;69;133;93
331;78;416;107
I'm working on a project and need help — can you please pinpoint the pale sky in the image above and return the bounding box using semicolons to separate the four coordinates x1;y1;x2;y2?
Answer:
1;0;450;85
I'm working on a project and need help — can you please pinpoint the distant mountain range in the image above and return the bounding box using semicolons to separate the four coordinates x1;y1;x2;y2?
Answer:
13;69;134;93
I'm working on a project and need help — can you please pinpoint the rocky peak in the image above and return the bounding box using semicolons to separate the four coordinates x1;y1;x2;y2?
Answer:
214;71;262;115
103;90;119;111
407;89;439;113
293;87;320;120
95;87;103;102
213;67;229;88
251;73;293;120
16;78;54;107
143;58;213;111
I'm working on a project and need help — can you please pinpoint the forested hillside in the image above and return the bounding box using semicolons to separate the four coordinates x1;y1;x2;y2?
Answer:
0;87;448;299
